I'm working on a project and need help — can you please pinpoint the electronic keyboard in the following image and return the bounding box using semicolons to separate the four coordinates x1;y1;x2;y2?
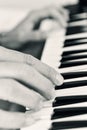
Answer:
22;8;87;130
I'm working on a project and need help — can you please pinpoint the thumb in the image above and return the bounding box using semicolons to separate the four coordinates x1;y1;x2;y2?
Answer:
28;30;48;41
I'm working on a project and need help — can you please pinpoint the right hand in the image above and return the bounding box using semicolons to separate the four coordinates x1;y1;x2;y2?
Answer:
0;46;63;129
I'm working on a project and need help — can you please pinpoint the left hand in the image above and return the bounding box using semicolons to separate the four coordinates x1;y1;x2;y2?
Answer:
0;5;69;49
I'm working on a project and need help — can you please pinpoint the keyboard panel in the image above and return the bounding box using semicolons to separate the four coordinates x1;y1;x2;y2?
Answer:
22;10;87;130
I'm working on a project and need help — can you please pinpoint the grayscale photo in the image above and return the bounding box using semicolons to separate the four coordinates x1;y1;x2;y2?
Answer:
0;0;87;130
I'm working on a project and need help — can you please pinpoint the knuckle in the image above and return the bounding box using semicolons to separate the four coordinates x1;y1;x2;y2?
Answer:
16;63;29;77
24;54;34;66
16;63;36;81
30;10;37;16
29;10;38;21
0;79;18;98
48;6;55;12
29;10;35;18
6;79;18;96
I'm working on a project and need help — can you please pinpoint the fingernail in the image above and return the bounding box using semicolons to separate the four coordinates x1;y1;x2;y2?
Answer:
55;74;64;85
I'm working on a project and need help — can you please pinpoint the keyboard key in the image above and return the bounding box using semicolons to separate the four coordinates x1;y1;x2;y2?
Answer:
66;26;87;35
62;49;87;56
50;121;87;130
51;107;87;119
55;80;87;89
62;71;87;79
64;38;87;47
61;55;87;62
53;95;87;107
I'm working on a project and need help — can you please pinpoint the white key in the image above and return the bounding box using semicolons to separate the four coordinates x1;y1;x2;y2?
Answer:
64;77;87;82
63;44;87;52
71;13;87;19
59;65;87;73
69;20;87;27
56;86;87;97
68;52;87;56
66;32;87;40
63;58;87;62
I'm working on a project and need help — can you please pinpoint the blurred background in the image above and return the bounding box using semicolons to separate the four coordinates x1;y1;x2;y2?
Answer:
0;0;78;9
0;0;78;32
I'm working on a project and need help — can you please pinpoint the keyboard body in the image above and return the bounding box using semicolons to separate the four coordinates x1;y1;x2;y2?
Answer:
22;3;87;130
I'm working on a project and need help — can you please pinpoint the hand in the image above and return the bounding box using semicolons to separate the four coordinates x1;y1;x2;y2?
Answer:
0;5;69;49
0;46;63;129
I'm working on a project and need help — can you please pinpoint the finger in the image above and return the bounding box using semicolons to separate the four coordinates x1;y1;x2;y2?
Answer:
48;5;69;21
57;6;69;21
0;79;44;110
0;47;64;86
19;30;47;42
0;30;47;44
0;109;39;129
0;62;55;100
49;8;68;27
27;7;67;28
39;6;68;27
24;54;64;86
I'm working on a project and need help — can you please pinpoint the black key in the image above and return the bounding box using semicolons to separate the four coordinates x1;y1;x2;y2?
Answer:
64;41;87;47
61;71;87;79
69;16;87;21
50;121;87;130
53;95;87;107
60;60;87;68
69;14;87;22
55;80;87;90
62;49;87;56
61;54;87;62
65;38;86;43
66;26;87;35
69;15;87;22
69;16;84;22
69;12;87;22
51;107;87;119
